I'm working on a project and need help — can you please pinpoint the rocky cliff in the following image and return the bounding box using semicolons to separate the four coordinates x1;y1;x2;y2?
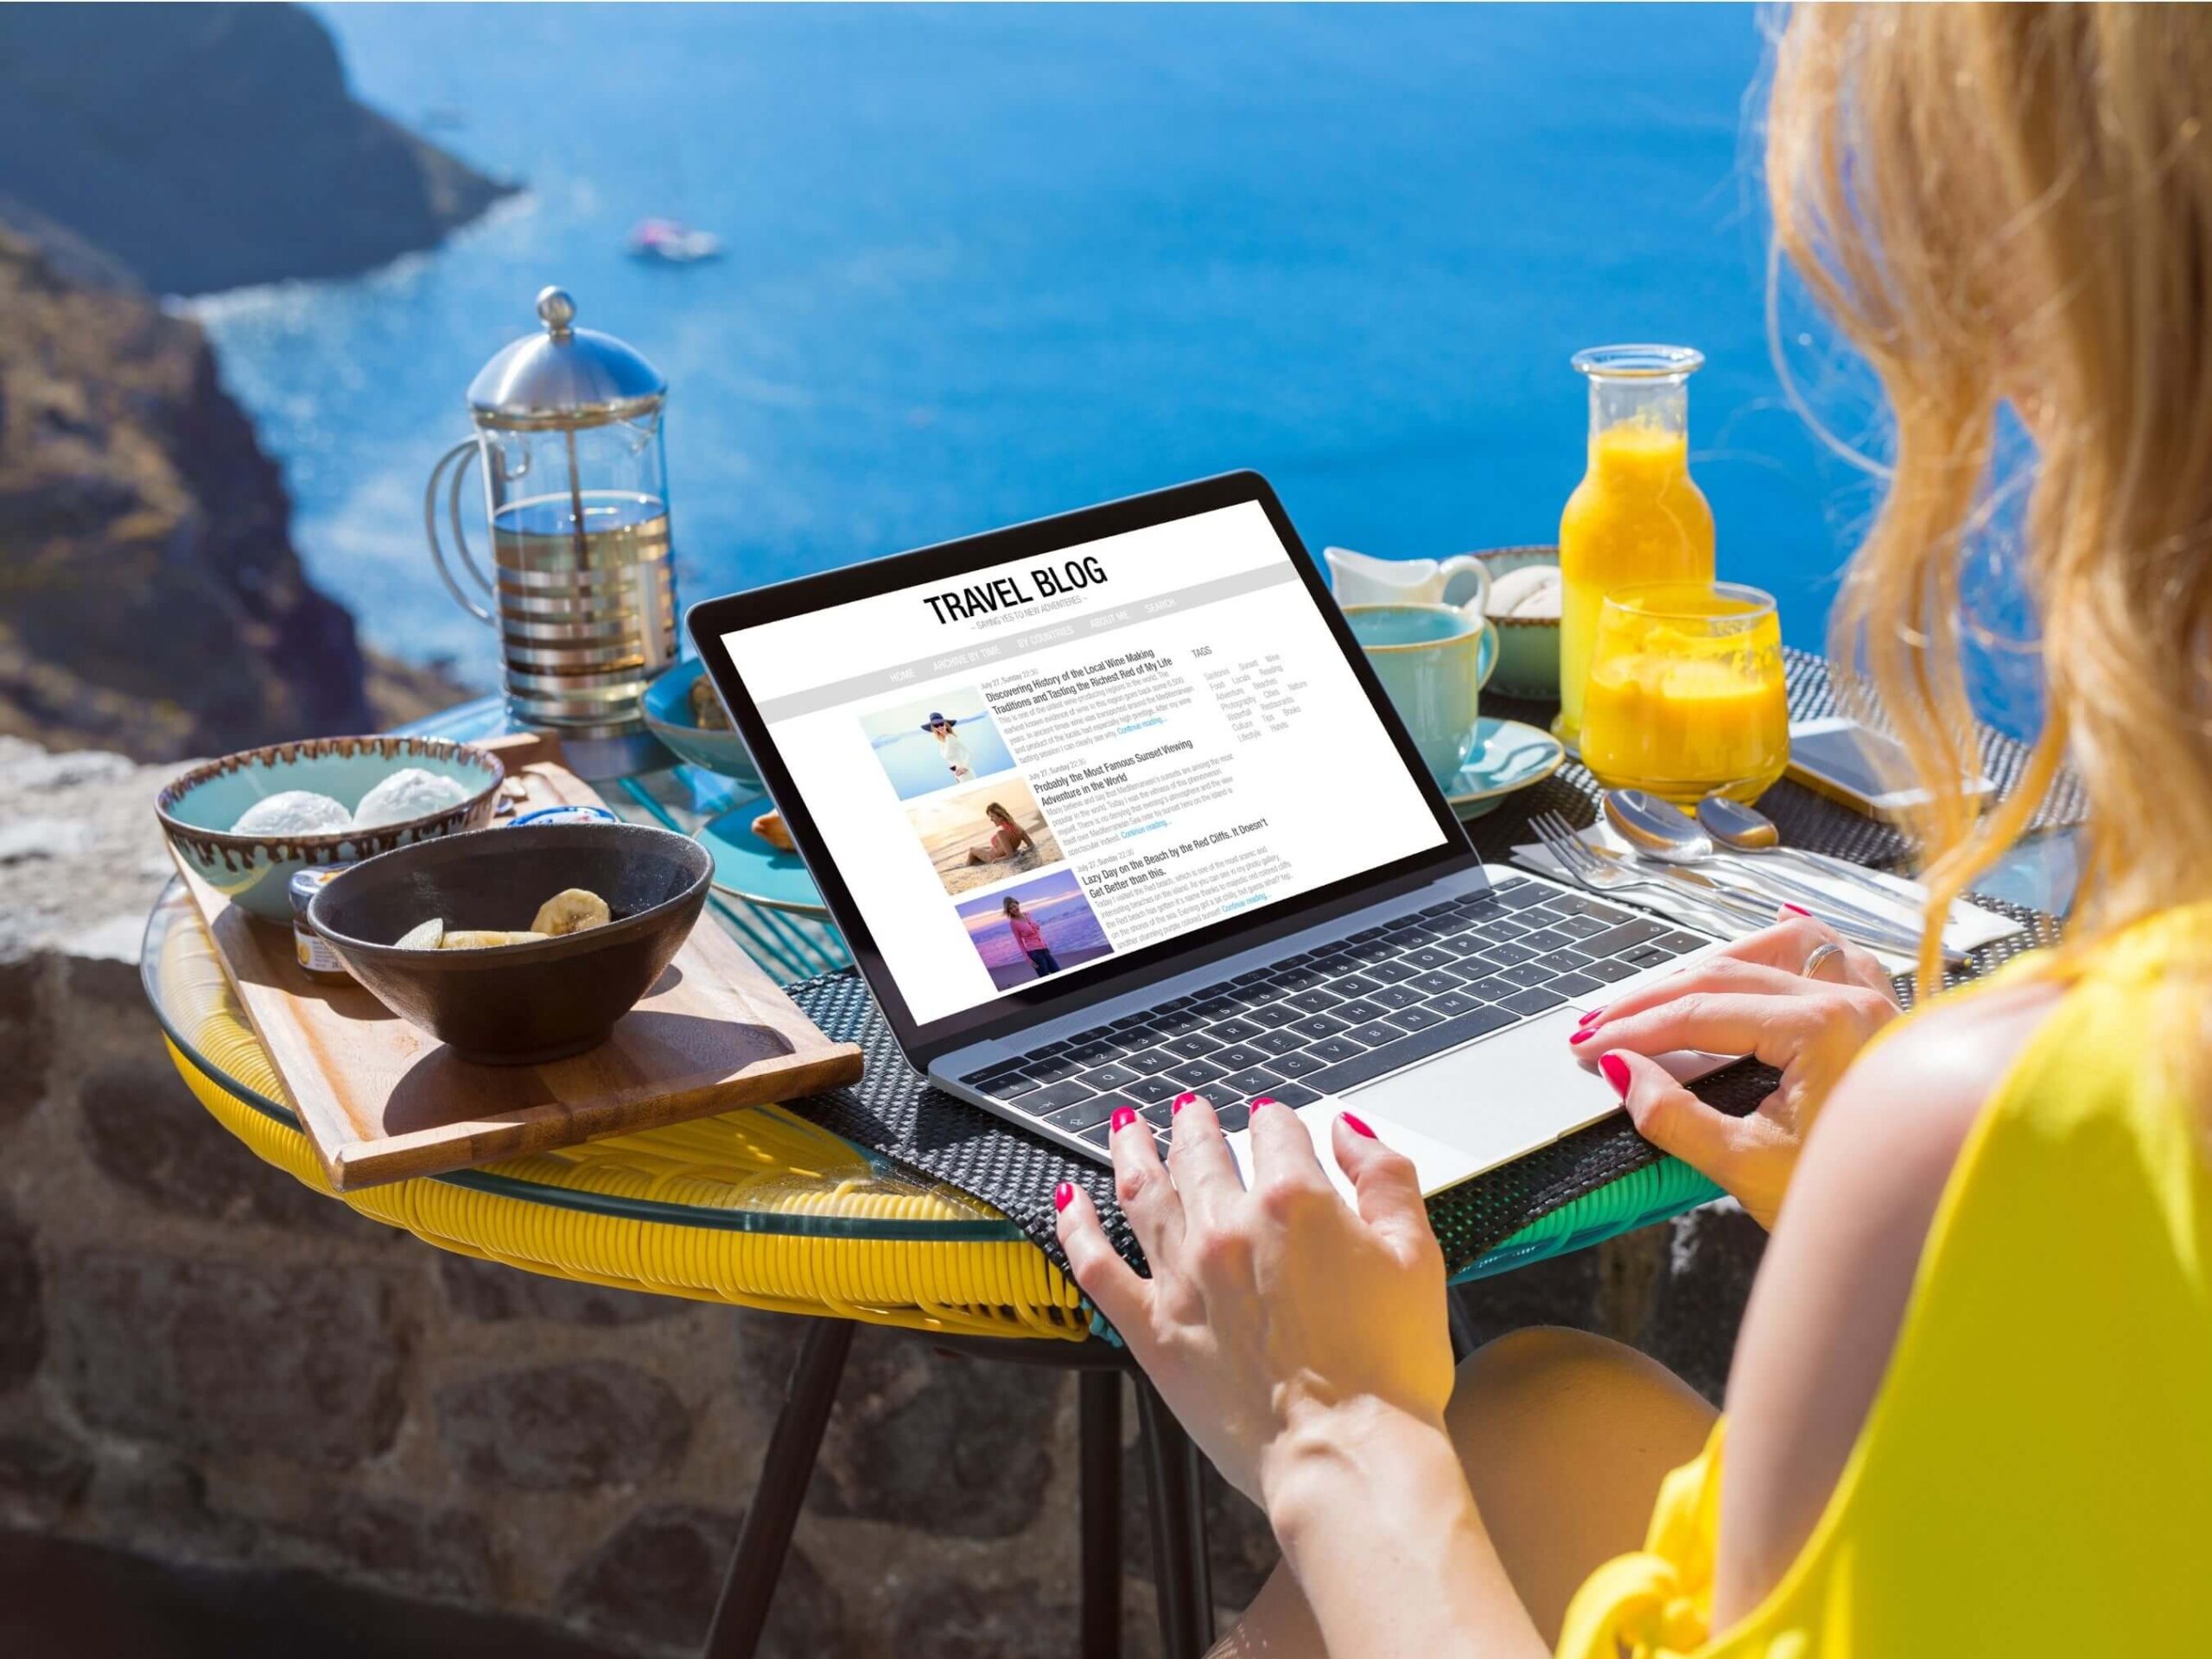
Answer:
0;4;513;296
0;228;455;761
0;1;493;761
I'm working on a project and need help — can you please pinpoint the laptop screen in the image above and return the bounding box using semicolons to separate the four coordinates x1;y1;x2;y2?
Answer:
721;498;1452;1027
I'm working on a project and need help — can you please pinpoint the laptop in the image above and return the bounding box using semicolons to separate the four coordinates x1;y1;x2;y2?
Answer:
687;472;1732;1198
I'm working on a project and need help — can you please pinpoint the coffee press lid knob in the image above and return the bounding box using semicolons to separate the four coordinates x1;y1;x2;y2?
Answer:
467;287;665;430
536;285;577;336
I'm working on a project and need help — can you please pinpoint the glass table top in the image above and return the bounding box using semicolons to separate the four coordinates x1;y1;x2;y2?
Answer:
153;692;2082;1252
140;880;1022;1243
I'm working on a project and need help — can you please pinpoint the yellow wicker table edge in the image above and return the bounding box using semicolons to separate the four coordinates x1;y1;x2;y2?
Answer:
149;892;1088;1341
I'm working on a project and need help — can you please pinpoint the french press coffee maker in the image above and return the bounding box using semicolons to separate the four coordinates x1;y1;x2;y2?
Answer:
424;287;677;775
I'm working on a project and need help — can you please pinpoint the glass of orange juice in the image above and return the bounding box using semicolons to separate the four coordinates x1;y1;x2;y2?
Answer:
1580;581;1789;804
1555;345;1715;746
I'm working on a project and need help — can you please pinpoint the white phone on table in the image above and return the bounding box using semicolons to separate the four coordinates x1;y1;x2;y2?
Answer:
1787;715;1997;819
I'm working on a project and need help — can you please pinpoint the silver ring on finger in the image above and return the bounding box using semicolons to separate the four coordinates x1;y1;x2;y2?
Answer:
1802;940;1846;982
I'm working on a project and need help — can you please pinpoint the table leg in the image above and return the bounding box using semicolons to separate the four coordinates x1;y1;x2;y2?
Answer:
1136;1379;1214;1659
1078;1369;1123;1659
702;1318;856;1659
1448;1282;1482;1362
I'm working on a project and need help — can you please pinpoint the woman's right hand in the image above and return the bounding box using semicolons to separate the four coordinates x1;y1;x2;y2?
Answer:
1569;912;1902;1229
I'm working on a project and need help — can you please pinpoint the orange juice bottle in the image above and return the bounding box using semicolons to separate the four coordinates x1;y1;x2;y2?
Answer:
1554;345;1715;744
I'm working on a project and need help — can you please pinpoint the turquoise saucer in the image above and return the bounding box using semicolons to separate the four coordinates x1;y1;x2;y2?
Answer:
643;660;761;784
695;801;828;916
1446;717;1566;817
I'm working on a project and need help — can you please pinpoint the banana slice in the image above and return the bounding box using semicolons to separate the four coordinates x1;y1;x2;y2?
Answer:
395;918;446;951
439;929;550;950
531;888;613;937
689;674;733;730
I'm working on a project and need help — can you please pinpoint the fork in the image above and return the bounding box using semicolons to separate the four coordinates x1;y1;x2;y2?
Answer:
1530;810;1776;934
1533;811;1962;964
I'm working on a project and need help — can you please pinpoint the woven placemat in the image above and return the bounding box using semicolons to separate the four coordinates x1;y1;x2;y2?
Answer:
1474;647;2087;871
775;651;2072;1279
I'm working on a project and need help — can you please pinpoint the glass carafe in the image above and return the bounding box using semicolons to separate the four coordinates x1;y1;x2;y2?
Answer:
1554;345;1714;744
424;288;677;773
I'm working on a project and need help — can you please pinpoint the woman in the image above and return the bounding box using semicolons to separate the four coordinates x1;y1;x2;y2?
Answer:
924;711;975;782
965;801;1037;867
1004;895;1060;977
1056;8;2212;1655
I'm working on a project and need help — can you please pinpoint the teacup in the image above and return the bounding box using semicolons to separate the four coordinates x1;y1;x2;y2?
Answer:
1325;546;1491;622
1346;604;1500;788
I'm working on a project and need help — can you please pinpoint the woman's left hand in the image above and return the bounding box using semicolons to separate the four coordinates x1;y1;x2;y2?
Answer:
1054;1096;1456;1508
1572;912;1901;1229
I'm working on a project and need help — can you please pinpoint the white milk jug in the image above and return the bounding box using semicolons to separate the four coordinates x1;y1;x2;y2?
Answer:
1324;546;1491;621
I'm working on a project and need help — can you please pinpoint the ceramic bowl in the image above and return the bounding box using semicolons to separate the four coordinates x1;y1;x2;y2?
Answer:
156;737;505;924
1469;545;1562;700
642;660;760;782
308;822;713;1065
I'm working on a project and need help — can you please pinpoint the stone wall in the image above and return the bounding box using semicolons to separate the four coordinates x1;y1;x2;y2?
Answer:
0;736;1764;1655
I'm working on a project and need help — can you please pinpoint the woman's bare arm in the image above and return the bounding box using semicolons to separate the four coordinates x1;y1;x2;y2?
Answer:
1711;982;2060;1622
1057;1104;1552;1659
1265;1396;1550;1659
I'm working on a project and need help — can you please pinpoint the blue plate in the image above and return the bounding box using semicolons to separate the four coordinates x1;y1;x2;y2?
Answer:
696;802;827;916
642;660;761;783
1446;717;1566;817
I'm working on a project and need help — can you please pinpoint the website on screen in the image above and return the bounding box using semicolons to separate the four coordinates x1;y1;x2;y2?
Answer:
726;501;1448;1026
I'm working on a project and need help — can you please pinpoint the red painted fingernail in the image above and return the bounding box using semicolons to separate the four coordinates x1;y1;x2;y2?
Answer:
1341;1111;1376;1140
1568;1026;1595;1046
1053;1181;1074;1211
1578;1006;1604;1026
1172;1092;1197;1114
1250;1096;1277;1110
1782;902;1810;917
1599;1053;1631;1098
1110;1106;1137;1133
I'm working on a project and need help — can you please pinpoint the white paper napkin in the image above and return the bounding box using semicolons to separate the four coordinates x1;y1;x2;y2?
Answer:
1511;822;2023;974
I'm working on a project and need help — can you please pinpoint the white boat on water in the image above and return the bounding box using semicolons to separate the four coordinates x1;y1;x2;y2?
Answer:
626;219;722;264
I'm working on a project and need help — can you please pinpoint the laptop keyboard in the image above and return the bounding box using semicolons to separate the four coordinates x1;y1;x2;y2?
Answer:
956;878;1708;1157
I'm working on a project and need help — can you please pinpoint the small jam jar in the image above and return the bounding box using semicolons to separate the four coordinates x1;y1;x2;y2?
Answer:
289;867;352;981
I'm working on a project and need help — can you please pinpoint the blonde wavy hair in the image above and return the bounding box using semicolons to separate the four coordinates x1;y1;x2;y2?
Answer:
1767;3;2212;990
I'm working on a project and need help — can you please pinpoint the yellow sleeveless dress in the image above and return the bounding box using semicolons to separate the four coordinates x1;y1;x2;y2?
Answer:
1556;905;2212;1658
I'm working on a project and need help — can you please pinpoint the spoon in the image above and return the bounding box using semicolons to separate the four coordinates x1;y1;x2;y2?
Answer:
1695;795;1920;912
1602;789;1954;963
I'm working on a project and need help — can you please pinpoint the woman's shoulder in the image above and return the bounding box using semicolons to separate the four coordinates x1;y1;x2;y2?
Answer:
1756;977;2068;1293
1774;978;2069;1269
1712;977;2065;1618
1827;977;2067;1145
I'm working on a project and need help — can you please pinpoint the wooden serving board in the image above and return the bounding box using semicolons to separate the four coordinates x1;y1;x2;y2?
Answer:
168;739;864;1192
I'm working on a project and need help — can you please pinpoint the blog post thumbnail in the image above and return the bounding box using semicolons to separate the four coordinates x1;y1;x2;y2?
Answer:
953;868;1112;988
903;776;1065;898
857;688;1017;801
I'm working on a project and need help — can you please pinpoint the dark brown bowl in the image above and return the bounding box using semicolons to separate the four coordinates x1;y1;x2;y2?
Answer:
308;822;714;1065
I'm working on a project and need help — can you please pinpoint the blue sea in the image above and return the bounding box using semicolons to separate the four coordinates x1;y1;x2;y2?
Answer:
200;5;2034;726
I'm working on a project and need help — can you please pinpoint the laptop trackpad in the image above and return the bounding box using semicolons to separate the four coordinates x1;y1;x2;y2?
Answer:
1225;1006;1735;1200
